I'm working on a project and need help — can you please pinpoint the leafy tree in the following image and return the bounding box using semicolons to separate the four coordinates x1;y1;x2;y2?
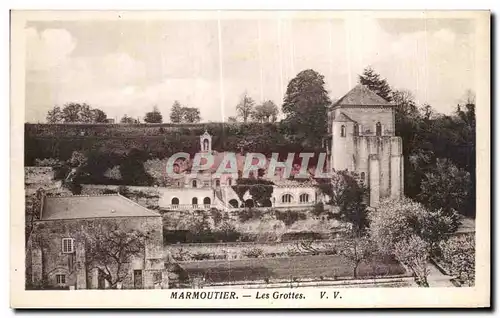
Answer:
393;89;419;120
227;116;238;123
119;148;153;186
252;100;279;123
394;234;430;287
92;109;108;123
418;158;471;215
170;101;183;123
81;225;149;289
46;103;108;123
236;92;255;123
120;115;139;124
439;234;475;286
46;106;62;123
144;106;163;123
369;197;458;255
182;107;201;123
358;66;393;101
319;171;369;235
282;69;330;148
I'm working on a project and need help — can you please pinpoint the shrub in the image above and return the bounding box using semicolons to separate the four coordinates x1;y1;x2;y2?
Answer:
34;158;63;167
192;252;213;261
103;189;117;194
243;247;264;258
275;210;301;226
238;208;262;222
117;185;131;197
211;208;223;225
312;202;325;216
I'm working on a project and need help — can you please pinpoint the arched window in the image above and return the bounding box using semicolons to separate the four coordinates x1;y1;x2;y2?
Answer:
171;197;179;205
227;178;232;186
192;179;197;188
354;124;359;136
340;125;346;137
282;194;293;203
376;122;382;136
203;139;209;151
203;197;211;207
192;197;198;208
215;179;220;187
299;193;309;203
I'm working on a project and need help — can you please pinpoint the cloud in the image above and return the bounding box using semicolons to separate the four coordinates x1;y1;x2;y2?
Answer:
26;27;76;72
25;19;476;123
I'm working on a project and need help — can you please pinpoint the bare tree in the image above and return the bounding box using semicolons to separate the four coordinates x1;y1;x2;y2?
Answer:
82;225;149;288
236;92;255;123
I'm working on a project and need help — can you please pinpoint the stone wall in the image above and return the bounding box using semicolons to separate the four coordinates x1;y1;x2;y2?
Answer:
335;107;395;135
31;215;165;289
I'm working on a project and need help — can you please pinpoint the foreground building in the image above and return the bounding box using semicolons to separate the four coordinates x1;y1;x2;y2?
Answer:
29;194;168;289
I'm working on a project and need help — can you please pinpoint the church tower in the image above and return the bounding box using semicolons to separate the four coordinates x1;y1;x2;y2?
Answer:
328;84;404;207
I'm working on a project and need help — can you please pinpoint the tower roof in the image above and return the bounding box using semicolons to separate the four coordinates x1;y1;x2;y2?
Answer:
332;84;392;107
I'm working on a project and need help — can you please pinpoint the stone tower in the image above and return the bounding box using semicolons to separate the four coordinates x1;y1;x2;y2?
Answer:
327;84;404;207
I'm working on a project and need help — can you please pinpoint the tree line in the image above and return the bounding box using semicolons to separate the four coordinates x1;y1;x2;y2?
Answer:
45;95;279;125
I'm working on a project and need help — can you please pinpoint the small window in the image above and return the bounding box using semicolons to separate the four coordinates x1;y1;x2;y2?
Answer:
340;125;346;137
171;197;179;205
192;180;197;188
227;178;232;186
192;197;198;205
62;238;74;254
56;274;66;285
299;193;309;203
376;122;382;136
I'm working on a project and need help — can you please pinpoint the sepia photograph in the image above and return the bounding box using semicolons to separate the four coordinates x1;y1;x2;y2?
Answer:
10;10;490;308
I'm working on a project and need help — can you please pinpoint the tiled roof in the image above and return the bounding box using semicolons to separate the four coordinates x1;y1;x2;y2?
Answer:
333;84;392;107
40;194;160;220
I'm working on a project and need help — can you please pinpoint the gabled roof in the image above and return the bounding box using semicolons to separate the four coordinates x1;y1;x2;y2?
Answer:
40;194;160;220
332;112;357;123
332;84;392;107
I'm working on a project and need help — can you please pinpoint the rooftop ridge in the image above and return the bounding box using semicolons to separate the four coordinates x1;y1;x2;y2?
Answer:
332;84;393;108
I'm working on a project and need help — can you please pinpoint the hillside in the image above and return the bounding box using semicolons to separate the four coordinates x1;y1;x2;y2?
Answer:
24;122;323;165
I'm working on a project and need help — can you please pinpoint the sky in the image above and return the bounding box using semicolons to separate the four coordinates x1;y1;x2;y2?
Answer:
24;15;476;123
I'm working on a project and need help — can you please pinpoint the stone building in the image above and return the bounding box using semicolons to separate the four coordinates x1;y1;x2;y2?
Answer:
325;84;404;207
29;194;168;289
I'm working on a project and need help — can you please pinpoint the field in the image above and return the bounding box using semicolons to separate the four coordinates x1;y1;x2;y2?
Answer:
178;254;407;284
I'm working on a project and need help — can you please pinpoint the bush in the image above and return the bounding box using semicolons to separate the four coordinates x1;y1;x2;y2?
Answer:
243;247;264;258
275;210;304;226
238;208;262;222
312;202;325;216
211;208;223;225
117;185;131;197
